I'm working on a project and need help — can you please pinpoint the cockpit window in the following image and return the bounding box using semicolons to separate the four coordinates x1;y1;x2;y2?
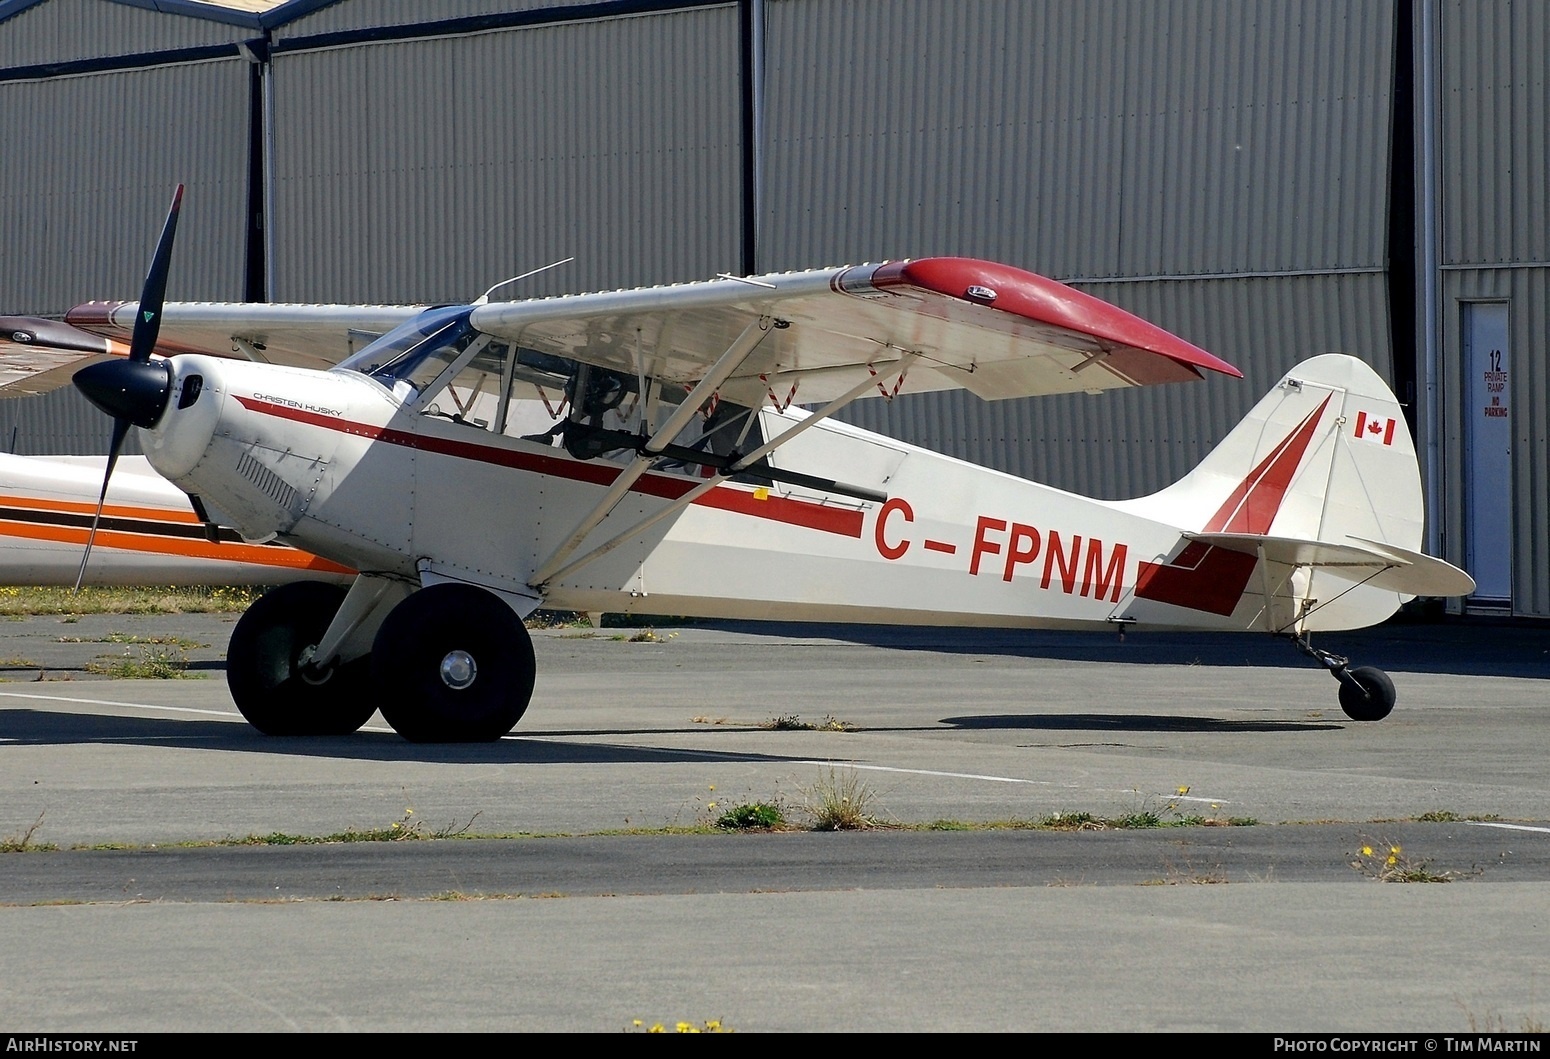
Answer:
335;306;480;400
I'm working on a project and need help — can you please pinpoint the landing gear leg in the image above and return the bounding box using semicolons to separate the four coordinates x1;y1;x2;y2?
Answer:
372;583;536;742
1290;633;1397;722
226;581;378;735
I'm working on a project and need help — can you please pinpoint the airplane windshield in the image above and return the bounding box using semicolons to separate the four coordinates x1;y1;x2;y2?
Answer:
336;306;480;399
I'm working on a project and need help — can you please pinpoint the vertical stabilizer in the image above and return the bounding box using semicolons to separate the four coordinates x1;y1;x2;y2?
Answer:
1112;355;1427;630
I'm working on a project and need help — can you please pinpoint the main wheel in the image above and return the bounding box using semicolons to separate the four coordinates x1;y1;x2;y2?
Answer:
1338;665;1396;722
371;583;536;742
226;581;378;735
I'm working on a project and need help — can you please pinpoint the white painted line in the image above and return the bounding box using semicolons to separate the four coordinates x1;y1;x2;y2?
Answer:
1462;820;1550;835
0;690;239;719
795;759;1055;786
551;741;1237;804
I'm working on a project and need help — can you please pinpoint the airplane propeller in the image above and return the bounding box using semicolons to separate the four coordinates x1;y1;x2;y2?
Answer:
70;184;184;589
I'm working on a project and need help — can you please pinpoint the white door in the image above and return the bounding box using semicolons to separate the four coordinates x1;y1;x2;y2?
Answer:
1462;301;1511;605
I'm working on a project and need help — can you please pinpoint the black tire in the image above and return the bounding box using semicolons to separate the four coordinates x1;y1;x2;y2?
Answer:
226;581;378;736
371;583;536;742
1338;665;1396;722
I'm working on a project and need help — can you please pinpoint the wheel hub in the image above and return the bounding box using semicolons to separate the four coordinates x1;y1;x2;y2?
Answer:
439;649;478;690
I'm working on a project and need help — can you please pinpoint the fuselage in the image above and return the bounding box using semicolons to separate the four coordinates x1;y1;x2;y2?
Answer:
136;351;1325;633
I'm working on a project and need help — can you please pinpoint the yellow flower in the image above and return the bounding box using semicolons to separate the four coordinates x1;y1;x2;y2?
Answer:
707;802;717;810
1176;785;1191;796
1390;844;1401;855
1386;855;1398;867
1361;845;1373;857
677;1022;695;1033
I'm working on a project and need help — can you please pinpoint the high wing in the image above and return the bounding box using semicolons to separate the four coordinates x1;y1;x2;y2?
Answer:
0;316;126;398
0;303;424;400
34;258;1236;407
468;258;1240;407
63;300;423;373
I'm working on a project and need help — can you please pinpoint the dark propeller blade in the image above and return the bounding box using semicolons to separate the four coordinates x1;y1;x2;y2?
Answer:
72;184;184;590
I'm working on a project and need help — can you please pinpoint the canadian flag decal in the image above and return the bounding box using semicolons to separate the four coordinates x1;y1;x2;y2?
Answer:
1352;410;1396;446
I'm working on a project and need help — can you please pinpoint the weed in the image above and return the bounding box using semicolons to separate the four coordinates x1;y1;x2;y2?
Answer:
1112;786;1223;829
86;645;193;679
761;713;857;732
232;808;483;845
629;1020;733;1034
1417;810;1461;823
1;811;56;853
0;656;39;668
627;628;677;643
928;819;971;831
1349;840;1477;882
800;766;882;830
1041;811;1101;831
1459;1000;1547;1033
714;801;786;830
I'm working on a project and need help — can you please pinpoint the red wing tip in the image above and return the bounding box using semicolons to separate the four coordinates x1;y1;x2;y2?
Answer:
881;257;1242;379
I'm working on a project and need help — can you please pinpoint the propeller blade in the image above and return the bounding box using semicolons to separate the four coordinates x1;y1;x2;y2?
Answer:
72;184;184;591
73;418;132;592
128;184;184;365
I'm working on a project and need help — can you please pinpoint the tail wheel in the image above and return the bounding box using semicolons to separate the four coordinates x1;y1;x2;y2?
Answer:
226;580;377;735
371;583;536;743
1338;665;1396;722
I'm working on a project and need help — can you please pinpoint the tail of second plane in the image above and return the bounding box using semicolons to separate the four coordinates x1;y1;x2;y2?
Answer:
1111;353;1472;631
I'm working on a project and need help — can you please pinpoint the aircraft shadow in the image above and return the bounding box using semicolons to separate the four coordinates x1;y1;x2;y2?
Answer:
700;618;1550;680
0;708;814;766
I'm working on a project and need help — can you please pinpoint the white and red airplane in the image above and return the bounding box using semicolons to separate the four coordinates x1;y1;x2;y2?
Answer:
4;188;1472;739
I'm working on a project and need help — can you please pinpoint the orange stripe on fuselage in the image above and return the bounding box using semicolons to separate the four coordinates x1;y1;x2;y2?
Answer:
0;492;201;524
0;521;354;573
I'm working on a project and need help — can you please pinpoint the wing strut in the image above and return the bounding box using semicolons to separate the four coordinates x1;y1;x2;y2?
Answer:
530;363;902;590
529;317;777;585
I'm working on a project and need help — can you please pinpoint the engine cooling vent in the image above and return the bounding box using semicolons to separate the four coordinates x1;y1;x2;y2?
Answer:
236;451;297;511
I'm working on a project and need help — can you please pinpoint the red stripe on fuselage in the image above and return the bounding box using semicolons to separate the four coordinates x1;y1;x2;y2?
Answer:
1134;396;1332;615
233;396;865;539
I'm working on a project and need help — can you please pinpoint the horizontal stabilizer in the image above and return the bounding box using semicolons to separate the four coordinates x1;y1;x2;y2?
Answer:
1187;532;1476;597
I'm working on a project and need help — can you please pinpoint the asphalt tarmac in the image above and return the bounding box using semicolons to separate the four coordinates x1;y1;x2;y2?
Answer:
1;613;1547;1032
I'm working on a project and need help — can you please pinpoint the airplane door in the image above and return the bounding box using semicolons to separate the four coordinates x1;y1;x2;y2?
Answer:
1462;301;1511;607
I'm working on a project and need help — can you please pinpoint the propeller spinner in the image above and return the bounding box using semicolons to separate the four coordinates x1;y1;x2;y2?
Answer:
70;185;183;589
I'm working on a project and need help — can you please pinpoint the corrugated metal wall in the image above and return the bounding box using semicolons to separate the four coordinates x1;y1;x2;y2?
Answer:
0;60;252;316
267;6;742;302
761;0;1395;278
271;0;603;38
1436;1;1550;616
763;0;1397;497
0;0;251;67
0;385;140;456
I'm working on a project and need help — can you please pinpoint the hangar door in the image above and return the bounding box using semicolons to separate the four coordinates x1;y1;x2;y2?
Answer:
1461;301;1512;606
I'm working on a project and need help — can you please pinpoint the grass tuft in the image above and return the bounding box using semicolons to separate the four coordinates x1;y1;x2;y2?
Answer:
86;645;193;679
800;766;883;831
2;811;57;853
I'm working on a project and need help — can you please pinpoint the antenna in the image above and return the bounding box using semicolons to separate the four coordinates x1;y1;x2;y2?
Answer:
475;257;576;304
